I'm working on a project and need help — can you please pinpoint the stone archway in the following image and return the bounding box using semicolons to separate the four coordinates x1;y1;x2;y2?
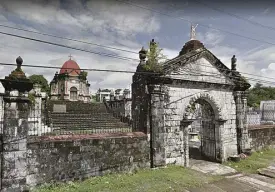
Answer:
183;93;226;163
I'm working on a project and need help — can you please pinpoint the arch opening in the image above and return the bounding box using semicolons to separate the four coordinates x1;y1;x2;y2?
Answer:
187;97;220;162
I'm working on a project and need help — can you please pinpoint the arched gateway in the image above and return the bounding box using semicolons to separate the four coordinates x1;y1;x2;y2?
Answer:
132;37;251;167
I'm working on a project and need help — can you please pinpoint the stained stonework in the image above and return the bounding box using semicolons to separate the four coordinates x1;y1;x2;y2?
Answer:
26;133;149;188
132;39;250;167
2;94;31;192
163;84;237;164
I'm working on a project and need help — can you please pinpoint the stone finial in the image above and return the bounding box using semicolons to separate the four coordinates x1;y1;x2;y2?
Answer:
16;56;23;69
0;56;33;93
139;46;147;61
231;55;237;71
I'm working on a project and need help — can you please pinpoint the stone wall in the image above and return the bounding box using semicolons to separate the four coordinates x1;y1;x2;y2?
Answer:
248;126;275;150
26;132;150;188
0;93;3;133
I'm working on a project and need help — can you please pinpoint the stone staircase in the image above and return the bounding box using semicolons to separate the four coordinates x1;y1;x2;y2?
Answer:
48;103;132;133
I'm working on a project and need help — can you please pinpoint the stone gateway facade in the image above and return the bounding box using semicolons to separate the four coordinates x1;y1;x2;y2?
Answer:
132;39;251;167
49;58;91;102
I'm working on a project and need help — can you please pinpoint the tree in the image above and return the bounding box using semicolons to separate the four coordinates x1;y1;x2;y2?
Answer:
29;74;50;93
143;39;167;73
247;85;275;108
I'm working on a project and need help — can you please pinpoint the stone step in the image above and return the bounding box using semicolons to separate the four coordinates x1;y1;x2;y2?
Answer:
52;122;131;128
51;112;111;115
236;175;275;191
258;167;275;178
52;121;129;125
188;183;226;192
51;119;121;122
213;178;259;192
52;126;131;130
249;174;275;186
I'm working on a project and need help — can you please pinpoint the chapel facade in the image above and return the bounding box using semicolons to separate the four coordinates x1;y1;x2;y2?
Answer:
49;57;91;103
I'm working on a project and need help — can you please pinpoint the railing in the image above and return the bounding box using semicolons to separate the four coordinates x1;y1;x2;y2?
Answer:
104;100;133;127
247;109;275;127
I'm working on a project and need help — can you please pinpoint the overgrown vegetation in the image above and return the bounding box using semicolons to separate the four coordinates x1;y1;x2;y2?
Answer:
34;166;222;192
224;148;275;174
28;93;36;106
247;83;275;108
142;39;167;73
29;74;50;93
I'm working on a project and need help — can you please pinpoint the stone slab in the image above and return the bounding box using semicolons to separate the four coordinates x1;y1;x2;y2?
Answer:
53;104;66;113
237;176;275;192
258;167;275;178
188;175;275;192
190;160;237;175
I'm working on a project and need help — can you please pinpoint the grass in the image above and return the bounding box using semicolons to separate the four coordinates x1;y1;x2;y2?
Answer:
224;148;275;174
34;166;222;192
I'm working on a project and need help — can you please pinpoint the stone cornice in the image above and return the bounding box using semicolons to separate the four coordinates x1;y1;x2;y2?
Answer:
148;77;235;90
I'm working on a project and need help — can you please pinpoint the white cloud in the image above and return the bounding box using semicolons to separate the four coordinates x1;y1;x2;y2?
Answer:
1;0;275;94
0;0;163;94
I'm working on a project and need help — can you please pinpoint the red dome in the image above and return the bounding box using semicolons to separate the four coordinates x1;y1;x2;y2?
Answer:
59;59;81;75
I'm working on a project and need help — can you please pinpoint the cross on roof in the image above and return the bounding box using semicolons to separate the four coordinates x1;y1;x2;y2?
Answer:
68;54;72;60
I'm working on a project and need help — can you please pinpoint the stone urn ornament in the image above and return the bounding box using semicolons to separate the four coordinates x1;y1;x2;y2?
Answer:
0;56;33;93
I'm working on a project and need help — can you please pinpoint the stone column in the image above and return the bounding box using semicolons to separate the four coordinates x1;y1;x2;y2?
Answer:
215;119;227;162
149;85;166;168
2;92;30;191
29;84;42;136
234;91;250;154
234;91;243;154
241;92;251;150
180;120;194;167
0;56;33;191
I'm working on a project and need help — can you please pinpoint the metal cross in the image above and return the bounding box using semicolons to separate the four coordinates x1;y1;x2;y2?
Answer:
68;54;72;60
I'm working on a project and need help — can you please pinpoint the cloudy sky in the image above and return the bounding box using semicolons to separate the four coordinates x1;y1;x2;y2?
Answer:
0;0;275;94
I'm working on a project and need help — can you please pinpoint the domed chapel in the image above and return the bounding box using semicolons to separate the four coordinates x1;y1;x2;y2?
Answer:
49;55;91;103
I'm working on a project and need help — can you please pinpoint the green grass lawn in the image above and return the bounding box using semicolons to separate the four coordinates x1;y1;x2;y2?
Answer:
224;148;275;174
34;166;222;192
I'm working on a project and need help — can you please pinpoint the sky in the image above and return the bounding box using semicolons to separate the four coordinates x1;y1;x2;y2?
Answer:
0;0;275;94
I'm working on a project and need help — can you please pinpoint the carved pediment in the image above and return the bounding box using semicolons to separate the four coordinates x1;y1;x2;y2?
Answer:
163;49;235;85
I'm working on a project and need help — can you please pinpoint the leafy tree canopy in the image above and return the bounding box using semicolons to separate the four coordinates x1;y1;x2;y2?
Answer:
29;74;50;93
247;83;275;108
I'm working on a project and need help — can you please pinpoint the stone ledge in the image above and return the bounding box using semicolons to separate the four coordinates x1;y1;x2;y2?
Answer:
248;125;275;130
27;132;147;142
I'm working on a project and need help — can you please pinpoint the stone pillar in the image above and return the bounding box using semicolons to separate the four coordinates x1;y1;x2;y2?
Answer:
180;120;194;167
0;56;33;191
2;92;30;191
149;85;166;167
234;91;242;154
241;92;251;150
215;119;227;162
29;84;42;136
234;91;250;154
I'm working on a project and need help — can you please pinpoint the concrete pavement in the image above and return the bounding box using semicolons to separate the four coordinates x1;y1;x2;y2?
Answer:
187;159;275;192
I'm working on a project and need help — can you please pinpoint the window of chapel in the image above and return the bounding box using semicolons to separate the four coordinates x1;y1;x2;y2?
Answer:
70;87;78;100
